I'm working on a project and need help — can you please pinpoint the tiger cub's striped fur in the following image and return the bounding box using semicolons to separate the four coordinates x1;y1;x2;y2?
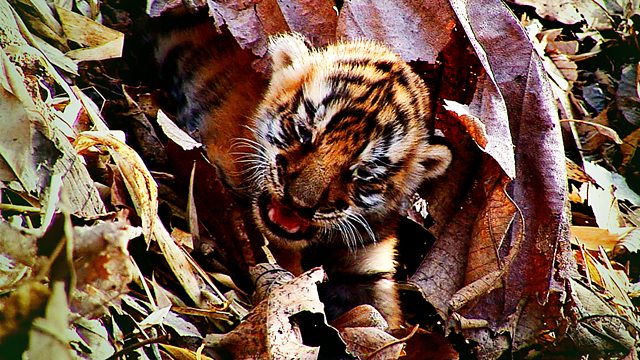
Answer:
157;22;452;327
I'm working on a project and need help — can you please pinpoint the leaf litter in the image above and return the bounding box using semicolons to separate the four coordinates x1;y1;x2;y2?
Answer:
0;0;639;359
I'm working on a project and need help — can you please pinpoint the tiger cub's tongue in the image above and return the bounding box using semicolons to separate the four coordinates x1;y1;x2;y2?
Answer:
267;200;308;234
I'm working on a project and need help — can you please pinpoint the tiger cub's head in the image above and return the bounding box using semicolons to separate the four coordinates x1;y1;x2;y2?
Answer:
242;33;451;249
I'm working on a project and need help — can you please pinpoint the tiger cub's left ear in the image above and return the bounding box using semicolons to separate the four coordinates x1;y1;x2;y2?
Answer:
269;33;310;72
421;134;453;179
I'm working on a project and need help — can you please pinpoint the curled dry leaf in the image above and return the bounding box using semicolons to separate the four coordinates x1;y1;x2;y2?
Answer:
205;267;350;359
75;131;158;242
339;327;404;360
156;110;202;151
560;119;623;144
331;305;407;359
443;100;488;149
56;6;124;61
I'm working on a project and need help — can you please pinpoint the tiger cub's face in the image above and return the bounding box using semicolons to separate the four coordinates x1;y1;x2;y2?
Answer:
240;34;451;249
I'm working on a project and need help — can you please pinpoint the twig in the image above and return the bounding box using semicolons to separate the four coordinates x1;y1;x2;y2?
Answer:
105;334;169;360
0;203;40;213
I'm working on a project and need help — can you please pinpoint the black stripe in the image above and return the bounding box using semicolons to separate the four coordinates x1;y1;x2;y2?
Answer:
303;98;316;121
325;107;367;134
372;60;394;73
336;58;396;74
276;88;303;115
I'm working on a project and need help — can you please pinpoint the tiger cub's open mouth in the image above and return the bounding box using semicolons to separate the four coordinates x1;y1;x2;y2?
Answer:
257;193;315;241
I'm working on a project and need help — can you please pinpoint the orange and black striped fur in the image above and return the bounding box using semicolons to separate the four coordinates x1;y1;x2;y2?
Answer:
156;21;451;327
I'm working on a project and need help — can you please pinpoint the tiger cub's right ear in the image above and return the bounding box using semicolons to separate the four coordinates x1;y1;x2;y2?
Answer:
269;33;310;72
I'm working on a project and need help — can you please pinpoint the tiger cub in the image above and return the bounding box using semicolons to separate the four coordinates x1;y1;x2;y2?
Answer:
156;21;452;327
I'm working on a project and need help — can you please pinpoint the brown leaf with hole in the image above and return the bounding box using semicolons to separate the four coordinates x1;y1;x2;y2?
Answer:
205;267;341;359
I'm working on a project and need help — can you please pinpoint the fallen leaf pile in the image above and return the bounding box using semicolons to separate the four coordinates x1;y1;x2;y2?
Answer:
0;0;639;359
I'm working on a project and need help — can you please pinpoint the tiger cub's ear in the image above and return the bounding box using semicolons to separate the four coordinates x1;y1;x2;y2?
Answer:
269;33;310;72
420;134;453;179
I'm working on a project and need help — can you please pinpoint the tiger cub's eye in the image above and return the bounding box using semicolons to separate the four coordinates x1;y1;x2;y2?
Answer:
294;123;312;145
352;167;374;182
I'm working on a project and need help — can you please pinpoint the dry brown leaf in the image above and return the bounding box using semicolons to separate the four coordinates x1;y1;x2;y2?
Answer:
612;228;640;258
331;305;406;359
620;126;640;170
337;0;455;63
205;0;337;72
512;0;612;28
339;327;405;360
24;282;74;360
156;110;202;151
550;53;578;82
563;278;637;355
566;158;597;184
56;6;124;61
71;221;140;316
205;267;334;359
160;344;215;360
411;0;574;356
571;225;635;251
464;174;517;285
170;227;194;250
331;304;388;330
560;118;623;144
153;219;231;310
443;100;488;149
75;131;158;241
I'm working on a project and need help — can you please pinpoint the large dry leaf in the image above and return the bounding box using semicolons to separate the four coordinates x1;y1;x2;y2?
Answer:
336;0;456;63
406;0;574;356
201;0;337;71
